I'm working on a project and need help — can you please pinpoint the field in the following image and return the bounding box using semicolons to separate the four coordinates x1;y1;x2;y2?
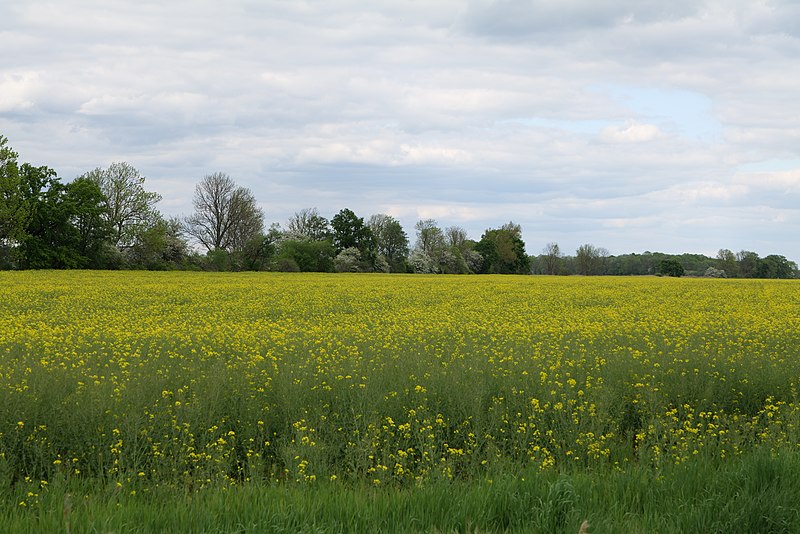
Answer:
1;271;800;532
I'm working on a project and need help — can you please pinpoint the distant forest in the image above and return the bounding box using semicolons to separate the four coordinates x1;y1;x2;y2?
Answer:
1;135;797;278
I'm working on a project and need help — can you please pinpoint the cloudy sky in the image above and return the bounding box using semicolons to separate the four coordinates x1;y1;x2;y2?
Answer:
2;0;799;260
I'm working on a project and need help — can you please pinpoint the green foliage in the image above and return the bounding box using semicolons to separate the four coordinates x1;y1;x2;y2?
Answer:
737;250;761;278
81;162;162;248
368;214;409;273
716;248;739;277
2;136;799;276
276;238;335;272
16;165;79;269
331;208;372;254
64;177;111;267
758;254;797;279
658;258;685;277
125;217;191;270
475;222;529;274
0;136;29;252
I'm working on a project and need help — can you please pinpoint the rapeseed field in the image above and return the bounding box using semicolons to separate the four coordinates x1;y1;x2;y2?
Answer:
1;271;799;509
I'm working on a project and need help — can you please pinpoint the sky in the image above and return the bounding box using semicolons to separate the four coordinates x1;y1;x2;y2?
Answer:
2;0;799;261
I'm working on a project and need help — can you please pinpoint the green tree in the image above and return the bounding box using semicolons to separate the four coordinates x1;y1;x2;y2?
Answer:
658;258;685;277
475;222;529;274
368;214;409;272
715;249;738;278
275;238;335;272
0;137;30;267
81;162;162;248
235;233;275;272
736;250;760;278
0;137;30;248
331;208;372;253
758;255;797;279
124;216;190;270
15;166;114;269
441;225;474;274
16;164;75;268
64;177;111;267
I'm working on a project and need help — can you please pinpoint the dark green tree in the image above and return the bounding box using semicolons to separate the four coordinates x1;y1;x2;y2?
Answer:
658;258;685;277
16;166;112;269
736;250;760;278
475;222;529;274
331;208;372;254
0;137;29;267
275;238;335;272
758;255;797;279
16;164;75;268
64;177;112;267
0;137;29;245
234;233;275;272
368;214;409;272
715;249;738;278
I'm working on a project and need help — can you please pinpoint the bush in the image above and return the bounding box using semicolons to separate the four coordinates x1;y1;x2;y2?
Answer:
704;267;727;278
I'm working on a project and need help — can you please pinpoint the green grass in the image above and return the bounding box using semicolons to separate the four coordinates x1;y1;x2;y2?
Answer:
3;448;799;533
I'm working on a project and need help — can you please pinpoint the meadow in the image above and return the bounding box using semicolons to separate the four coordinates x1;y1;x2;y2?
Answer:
1;271;799;532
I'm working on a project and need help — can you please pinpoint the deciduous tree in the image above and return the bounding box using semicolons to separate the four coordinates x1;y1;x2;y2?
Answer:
542;242;562;275
475;222;529;274
575;243;609;275
368;214;409;272
331;208;372;254
81;162;162;248
184;172;264;255
286;207;330;241
0;137;30;254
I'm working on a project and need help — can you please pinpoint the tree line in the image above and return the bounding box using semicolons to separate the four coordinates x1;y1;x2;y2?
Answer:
1;136;797;278
531;243;797;279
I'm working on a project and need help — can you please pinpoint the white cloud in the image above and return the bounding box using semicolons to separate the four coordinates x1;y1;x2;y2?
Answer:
734;169;800;189
2;0;800;260
0;72;40;112
599;122;664;143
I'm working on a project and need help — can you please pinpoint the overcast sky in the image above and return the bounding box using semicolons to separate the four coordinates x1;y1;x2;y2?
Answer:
2;0;799;260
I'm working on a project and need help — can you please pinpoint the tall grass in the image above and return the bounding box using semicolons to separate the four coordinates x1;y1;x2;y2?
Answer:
3;448;799;532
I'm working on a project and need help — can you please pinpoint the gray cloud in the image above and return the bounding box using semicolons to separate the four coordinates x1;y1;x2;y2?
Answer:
460;0;701;37
2;0;799;260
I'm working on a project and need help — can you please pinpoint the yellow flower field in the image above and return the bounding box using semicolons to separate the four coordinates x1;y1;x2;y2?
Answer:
1;271;799;498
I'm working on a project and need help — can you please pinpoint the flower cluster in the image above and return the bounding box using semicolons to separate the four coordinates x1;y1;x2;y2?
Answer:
1;271;798;498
